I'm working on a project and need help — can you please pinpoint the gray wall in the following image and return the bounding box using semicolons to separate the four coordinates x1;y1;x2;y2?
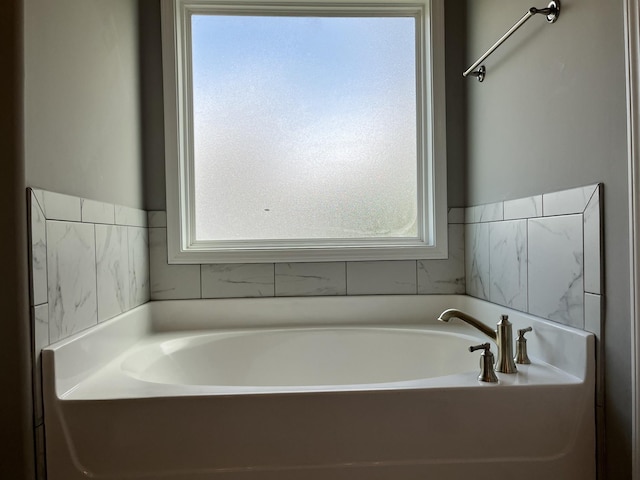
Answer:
139;0;166;211
24;0;144;209
465;0;630;477
445;0;468;208
2;0;35;478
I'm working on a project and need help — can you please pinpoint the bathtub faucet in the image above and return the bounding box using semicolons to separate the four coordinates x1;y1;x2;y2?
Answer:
437;309;517;374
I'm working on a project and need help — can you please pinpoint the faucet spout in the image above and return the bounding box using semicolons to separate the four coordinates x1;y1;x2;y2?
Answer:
437;309;518;374
437;309;497;340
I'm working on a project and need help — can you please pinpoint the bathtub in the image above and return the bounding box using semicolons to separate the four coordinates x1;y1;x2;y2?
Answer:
42;295;595;480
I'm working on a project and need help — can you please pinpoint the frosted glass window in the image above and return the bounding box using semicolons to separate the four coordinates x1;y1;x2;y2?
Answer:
191;15;418;241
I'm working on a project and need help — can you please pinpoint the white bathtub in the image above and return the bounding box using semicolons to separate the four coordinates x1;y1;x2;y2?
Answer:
120;327;483;391
43;295;595;480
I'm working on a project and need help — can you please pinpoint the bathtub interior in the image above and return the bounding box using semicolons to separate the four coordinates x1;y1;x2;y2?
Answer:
42;295;596;480
120;327;484;387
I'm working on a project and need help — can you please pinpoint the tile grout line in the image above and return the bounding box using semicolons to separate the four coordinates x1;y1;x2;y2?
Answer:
526;219;530;314
93;223;99;325
273;262;277;297
345;261;349;296
582;211;586;328
44;217;50;345
125;226;132;310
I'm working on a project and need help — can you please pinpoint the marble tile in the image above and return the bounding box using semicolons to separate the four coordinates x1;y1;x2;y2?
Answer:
95;225;130;322
465;223;490;300
32;189;82;221
489;220;528;311
115;205;147;227
418;224;465;294
29;193;48;306
81;198;115;224
543;184;598;216
202;264;275;298
528;215;584;328
584;185;602;294
447;208;465;224
32;304;48;426
128;227;150;308
148;211;167;228
346;261;417;295
275;262;346;296
477;202;504;222
149;228;200;300
503;195;542;220
47;221;97;343
465;202;504;224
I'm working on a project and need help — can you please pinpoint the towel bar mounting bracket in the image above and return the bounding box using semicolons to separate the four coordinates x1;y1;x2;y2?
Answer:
532;0;560;23
468;66;486;83
464;0;560;82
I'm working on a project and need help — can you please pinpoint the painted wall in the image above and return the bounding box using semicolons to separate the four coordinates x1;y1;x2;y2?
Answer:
2;1;35;479
444;0;468;208
24;0;144;209
139;0;166;211
465;0;630;477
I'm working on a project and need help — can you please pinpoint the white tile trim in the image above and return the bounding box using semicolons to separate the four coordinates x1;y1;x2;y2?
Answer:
81;199;115;224
542;184;599;217
503;195;542;220
32;189;82;222
115;205;148;227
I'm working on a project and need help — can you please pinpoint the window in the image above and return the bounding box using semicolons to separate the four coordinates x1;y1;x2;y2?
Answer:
161;0;447;263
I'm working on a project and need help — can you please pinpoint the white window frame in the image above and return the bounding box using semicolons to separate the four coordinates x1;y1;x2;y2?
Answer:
161;0;447;264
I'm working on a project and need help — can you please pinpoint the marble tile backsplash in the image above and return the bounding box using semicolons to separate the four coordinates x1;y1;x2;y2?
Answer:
147;216;467;301
464;183;604;413
464;184;603;333
275;262;347;296
528;215;584;327
489;220;528;312
27;188;149;427
47;220;98;342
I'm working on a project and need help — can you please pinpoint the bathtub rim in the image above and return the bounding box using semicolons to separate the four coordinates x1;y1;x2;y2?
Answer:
43;294;594;399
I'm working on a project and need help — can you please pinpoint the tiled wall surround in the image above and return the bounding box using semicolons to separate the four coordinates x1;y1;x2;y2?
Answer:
464;183;603;334
147;210;467;300
27;189;150;430
463;183;605;454
28;185;604;480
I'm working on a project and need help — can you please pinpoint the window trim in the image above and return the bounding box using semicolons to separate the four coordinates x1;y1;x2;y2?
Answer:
161;0;447;264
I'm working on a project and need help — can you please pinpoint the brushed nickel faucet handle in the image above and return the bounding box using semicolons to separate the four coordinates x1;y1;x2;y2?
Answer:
515;327;533;364
469;342;491;353
469;343;499;383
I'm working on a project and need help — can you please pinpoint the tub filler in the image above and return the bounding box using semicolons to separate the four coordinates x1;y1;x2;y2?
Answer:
42;295;595;480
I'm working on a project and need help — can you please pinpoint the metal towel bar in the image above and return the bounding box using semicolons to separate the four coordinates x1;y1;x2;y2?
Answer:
464;0;561;82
